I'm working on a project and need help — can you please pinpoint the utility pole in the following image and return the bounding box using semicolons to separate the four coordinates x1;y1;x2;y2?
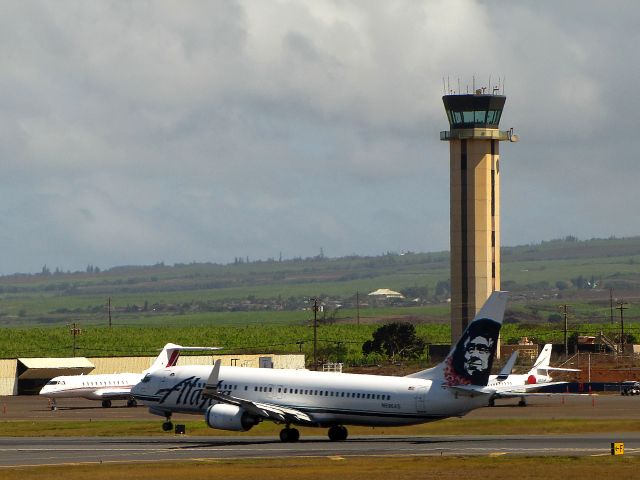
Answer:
69;323;81;357
560;304;570;358
610;289;614;324
335;341;344;363
311;298;319;371
617;299;628;352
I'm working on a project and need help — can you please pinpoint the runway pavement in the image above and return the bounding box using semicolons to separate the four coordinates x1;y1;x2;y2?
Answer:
0;433;638;467
0;394;638;467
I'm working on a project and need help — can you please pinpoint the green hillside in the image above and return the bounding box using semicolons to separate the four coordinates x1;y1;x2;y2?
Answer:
1;236;639;326
0;236;639;359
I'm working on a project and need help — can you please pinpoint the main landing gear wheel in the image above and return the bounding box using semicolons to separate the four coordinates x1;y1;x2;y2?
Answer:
518;398;527;407
126;398;137;408
101;399;112;408
328;425;348;441
279;427;300;443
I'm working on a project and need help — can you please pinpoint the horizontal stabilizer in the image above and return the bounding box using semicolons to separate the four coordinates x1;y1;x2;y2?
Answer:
146;344;223;373
539;366;581;372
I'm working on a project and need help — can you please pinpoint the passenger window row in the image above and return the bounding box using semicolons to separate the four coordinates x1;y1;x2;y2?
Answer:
198;381;392;402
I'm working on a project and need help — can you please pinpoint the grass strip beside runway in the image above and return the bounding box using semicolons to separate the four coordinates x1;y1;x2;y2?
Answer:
1;418;640;436
3;456;640;480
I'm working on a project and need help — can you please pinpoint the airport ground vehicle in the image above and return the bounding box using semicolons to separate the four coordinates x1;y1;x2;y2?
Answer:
621;381;640;396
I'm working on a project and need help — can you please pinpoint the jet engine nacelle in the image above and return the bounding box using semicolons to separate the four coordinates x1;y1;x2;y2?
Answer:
205;403;258;431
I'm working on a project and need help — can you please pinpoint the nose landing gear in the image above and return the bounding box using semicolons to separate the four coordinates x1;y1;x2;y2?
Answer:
162;413;173;432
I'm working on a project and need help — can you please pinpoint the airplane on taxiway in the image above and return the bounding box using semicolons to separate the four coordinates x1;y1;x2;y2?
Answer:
39;343;220;410
132;291;511;442
486;343;580;406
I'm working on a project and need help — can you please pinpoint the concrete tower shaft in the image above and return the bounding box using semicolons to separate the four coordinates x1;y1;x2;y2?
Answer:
441;93;514;344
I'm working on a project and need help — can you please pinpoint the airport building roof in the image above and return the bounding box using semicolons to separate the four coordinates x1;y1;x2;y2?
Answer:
17;357;95;379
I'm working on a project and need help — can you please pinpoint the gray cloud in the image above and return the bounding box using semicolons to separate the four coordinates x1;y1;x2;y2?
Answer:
0;0;638;273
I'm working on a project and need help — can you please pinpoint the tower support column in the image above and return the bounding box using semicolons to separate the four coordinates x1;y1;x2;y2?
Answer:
441;93;515;345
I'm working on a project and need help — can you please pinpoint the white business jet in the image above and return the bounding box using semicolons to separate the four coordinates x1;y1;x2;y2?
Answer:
486;343;580;406
39;343;220;410
132;291;508;442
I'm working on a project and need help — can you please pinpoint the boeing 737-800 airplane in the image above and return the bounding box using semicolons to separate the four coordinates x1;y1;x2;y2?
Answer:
132;291;509;442
40;343;220;410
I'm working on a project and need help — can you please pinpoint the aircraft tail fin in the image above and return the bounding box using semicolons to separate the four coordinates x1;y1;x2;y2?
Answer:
528;343;553;375
406;291;508;386
143;344;223;373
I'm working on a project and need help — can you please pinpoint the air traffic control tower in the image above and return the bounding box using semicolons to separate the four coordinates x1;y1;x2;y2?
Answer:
441;90;517;344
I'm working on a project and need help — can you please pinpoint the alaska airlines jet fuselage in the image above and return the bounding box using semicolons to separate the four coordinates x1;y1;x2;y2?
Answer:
134;365;490;428
133;292;510;441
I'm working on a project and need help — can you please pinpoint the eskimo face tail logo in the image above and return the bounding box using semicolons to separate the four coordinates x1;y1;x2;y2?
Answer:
446;318;501;386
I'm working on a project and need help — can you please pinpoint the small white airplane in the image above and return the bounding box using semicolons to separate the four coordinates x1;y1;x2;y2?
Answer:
132;291;509;442
486;344;580;406
39;343;220;410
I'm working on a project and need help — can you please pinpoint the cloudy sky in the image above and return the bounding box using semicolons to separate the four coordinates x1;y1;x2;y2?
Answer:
1;0;639;274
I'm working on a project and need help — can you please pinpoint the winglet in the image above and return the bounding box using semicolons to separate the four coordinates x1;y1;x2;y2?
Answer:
202;359;222;399
496;349;519;380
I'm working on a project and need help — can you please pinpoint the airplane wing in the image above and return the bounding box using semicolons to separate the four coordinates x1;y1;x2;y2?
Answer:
205;391;313;424
201;360;313;425
447;381;568;398
489;382;569;398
